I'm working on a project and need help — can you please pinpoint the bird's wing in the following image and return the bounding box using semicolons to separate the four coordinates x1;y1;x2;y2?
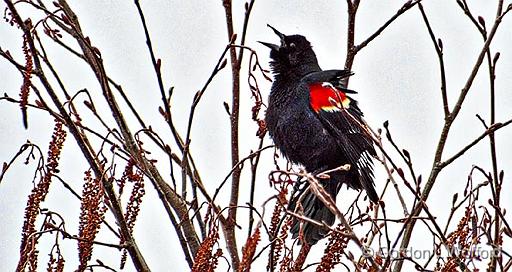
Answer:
303;70;378;201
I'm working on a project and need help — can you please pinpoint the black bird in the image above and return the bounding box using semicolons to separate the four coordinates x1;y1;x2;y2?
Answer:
260;25;378;245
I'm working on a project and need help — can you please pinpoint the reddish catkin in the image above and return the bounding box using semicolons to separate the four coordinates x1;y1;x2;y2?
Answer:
277;218;293;272
442;206;473;271
117;158;137;196
268;203;282;270
192;224;222;272
77;170;107;272
17;121;67;272
46;247;65;272
440;259;458;272
316;225;349;272
20;32;33;128
120;162;145;269
292;243;311;271
239;227;262;272
269;200;283;238
446;206;471;247
278;253;292;272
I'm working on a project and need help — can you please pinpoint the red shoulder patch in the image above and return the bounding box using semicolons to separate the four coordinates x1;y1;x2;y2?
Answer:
309;82;351;113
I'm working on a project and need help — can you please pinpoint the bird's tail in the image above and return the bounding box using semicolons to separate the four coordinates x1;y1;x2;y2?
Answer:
288;173;342;245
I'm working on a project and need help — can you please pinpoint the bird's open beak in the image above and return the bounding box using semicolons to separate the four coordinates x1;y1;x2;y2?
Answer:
258;24;285;51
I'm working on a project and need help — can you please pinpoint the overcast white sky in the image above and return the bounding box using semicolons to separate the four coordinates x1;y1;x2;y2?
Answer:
1;0;511;271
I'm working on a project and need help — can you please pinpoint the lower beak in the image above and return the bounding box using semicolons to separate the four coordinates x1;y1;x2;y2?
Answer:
258;41;280;51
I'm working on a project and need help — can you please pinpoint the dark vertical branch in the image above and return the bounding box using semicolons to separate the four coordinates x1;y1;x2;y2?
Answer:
219;2;257;269
247;138;265;237
487;52;500;272
237;0;255;68
343;0;359;79
478;3;503;271
221;0;241;269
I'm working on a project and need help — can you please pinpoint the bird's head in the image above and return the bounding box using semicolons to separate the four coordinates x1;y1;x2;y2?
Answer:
259;25;320;76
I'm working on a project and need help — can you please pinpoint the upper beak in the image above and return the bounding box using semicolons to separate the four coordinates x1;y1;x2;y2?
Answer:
267;24;285;40
258;24;285;51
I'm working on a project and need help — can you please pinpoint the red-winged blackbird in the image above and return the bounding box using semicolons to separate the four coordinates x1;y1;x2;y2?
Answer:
260;25;378;245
